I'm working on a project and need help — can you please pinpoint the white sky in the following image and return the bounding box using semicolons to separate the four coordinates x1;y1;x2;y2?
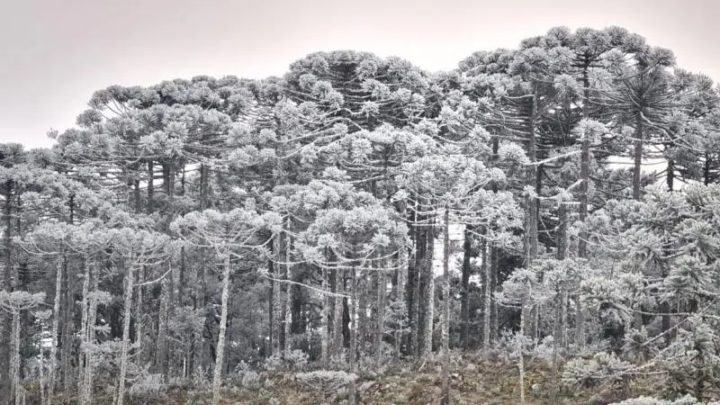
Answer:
2;0;719;148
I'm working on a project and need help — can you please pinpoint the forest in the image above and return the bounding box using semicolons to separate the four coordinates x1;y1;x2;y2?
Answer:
2;26;720;405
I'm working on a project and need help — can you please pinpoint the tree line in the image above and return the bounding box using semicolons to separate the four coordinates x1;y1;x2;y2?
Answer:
2;26;720;404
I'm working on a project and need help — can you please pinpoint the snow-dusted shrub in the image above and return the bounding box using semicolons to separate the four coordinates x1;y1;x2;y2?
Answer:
610;395;714;405
128;373;167;401
241;370;262;390
531;335;557;363
492;329;534;362
264;349;309;371
562;352;632;388
295;370;357;394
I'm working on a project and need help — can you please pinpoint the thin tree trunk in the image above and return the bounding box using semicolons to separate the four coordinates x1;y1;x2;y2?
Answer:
320;267;329;367
268;245;275;356
1;183;12;404
81;264;99;405
212;253;232;405
519;293;527;404
348;266;358;405
578;63;591;258
117;263;135;405
156;265;171;379
147;161;154;214
282;227;292;351
375;267;387;366
395;245;408;357
575;296;585;352
441;208;451;405
332;270;344;360
11;309;20;405
483;245;493;349
135;267;144;362
525;92;539;264
460;226;472;349
632;114;644;200
557;203;567;260
77;259;90;398
421;224;435;359
47;259;62;405
704;154;711;186
411;219;424;356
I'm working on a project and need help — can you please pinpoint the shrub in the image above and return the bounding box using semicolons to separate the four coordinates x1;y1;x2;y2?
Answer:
295;370;357;395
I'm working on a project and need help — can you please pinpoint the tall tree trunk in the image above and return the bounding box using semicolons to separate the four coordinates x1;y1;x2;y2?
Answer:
410;214;425;356
212;253;231;405
268;241;275;357
632;114;644;200
1;182;12;404
525;93;539;264
557;203;568;261
11;308;21;405
460;226;472;349
320;267;329;367
483;244;493;349
117;263;135;405
81;263;98;405
441;208;451;405
47;259;62;405
332;269;344;360
519;287;529;404
61;196;75;399
421;223;435;358
282;226;292;351
348;266;358;405
704;154;711;186
156;264;171;379
578;63;591;258
135;267;144;364
77;259;90;397
147;161;154;214
575;296;585;352
395;245;408;356
374;267;386;366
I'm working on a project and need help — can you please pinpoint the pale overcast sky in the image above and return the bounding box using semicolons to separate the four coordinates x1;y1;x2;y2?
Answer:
1;0;718;148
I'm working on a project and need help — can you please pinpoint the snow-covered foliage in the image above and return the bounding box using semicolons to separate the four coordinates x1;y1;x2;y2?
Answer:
3;26;720;405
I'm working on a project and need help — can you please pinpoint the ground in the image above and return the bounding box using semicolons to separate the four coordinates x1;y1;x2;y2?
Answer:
147;354;663;405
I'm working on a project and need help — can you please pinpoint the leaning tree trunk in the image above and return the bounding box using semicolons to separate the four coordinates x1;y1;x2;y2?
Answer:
212;253;232;405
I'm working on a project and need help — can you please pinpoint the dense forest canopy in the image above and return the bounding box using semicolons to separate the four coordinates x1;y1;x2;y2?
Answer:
2;26;720;405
